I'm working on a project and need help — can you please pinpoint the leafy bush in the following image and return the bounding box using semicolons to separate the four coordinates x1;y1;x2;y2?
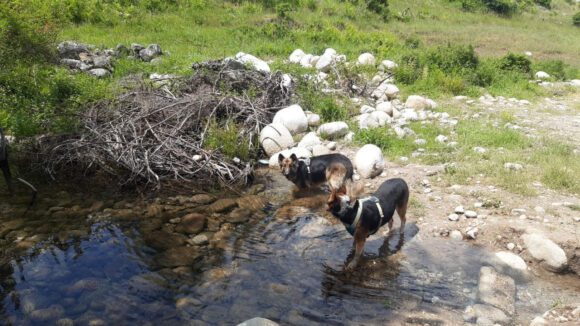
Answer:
366;0;390;21
395;54;423;85
534;0;551;9
426;44;479;73
499;53;531;74
533;60;578;80
573;12;580;27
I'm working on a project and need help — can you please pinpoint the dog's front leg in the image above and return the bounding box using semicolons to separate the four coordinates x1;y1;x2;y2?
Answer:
346;228;367;271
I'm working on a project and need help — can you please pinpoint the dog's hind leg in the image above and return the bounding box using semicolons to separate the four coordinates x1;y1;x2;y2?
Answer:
396;199;408;235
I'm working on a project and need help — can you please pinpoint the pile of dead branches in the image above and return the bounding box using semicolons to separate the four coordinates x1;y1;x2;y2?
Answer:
43;60;292;189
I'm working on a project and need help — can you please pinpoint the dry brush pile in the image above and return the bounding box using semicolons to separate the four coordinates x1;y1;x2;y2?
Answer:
43;60;293;189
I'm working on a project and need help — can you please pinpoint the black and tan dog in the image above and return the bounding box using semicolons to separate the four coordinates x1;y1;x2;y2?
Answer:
326;169;409;271
278;153;353;190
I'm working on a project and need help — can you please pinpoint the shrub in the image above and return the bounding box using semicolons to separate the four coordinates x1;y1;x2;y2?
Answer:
573;12;580;27
534;0;551;9
426;44;479;73
499;53;531;74
483;0;519;16
395;53;423;84
534;60;568;80
366;0;390;21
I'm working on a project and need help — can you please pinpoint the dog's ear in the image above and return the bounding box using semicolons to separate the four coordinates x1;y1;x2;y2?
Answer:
289;153;298;162
278;153;285;163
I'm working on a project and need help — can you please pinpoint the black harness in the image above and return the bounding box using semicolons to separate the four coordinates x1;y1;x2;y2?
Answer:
343;196;385;236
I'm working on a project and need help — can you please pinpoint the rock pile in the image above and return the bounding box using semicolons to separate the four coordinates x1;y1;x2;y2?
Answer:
57;41;164;78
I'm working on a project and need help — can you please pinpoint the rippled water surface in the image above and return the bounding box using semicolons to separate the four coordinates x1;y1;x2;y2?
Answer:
0;175;578;325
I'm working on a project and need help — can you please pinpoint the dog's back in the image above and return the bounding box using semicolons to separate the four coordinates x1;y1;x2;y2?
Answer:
374;178;409;207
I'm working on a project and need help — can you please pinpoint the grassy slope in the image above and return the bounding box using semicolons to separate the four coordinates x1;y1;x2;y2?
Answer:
388;0;580;66
55;1;580;195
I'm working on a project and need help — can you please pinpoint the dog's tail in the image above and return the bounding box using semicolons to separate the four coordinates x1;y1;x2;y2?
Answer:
326;163;347;192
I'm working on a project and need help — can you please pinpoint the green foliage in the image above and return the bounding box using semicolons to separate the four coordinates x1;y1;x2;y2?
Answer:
203;119;251;160
534;0;551;9
533;59;574;80
426;44;479;73
573;12;580;26
366;0;390;21
499;53;532;74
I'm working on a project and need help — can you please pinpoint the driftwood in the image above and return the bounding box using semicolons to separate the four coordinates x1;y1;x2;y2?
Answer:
44;60;292;189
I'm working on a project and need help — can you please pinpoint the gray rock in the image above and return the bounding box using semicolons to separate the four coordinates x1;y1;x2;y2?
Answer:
60;58;82;69
326;141;337;150
312;144;331;156
354;144;384;178
92;55;112;69
466;227;479;240
131;43;145;55
57;41;90;59
139;44;162;62
521;233;568;272
464;304;510;325
448;213;460;221
297;132;321;149
88;68;111;78
234;52;270;73
465;210;478;218
477;266;515;315
450;230;463;240
114;44;130;57
306;112;321;127
455;206;465;214
237;317;279;326
317;122;349;139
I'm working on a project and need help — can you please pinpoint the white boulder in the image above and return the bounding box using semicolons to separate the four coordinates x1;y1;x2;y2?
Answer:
435;135;448;143
534;71;550;80
360;105;375;114
371;111;391;125
379;60;397;71
235;52;270;73
358;114;380;130
521;233;567;272
289;49;305;64
260;123;295;156
317;122;349;139
312;144;331;156
306;112;321;127
273;104;308;135
372;81;399;99
299;54;313;68
357;52;376;65
376;101;393;115
493;251;528;279
269;147;311;168
354;144;384;178
297;132;321;149
315;53;334;72
405;95;430;110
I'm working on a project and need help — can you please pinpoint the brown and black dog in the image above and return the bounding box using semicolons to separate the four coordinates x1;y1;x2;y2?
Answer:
278;153;353;190
326;168;409;271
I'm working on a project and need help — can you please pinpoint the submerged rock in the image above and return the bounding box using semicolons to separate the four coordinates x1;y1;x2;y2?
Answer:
237;317;279;326
154;246;200;267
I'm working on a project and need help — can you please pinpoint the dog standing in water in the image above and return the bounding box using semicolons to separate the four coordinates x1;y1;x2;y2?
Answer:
326;164;409;270
278;153;353;190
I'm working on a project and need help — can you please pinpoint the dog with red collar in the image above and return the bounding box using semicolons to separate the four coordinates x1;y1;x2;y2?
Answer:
326;177;409;271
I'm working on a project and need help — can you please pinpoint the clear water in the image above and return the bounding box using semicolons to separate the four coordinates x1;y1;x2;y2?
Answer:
0;176;578;325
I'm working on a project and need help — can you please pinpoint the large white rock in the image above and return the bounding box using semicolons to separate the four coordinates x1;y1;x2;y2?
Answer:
371;111;391;125
521;233;567;272
534;71;550;80
372;81;399;99
273;104;308;135
297;132;321;149
300;54;313;68
235;52;270;73
493;251;529;280
260;123;295;156
309;55;320;66
569;79;580;87
289;49;305;64
376;101;393;115
315;53;334;72
323;48;337;56
379;60;398;71
317;122;349;139
360;105;375;114
405;95;430;110
358;114;380;130
354;144;384;178
268;147;311;168
312;144;331;156
357;52;376;65
306;112;321;127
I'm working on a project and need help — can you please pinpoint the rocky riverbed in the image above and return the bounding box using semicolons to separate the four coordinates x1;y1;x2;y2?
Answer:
0;166;578;325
